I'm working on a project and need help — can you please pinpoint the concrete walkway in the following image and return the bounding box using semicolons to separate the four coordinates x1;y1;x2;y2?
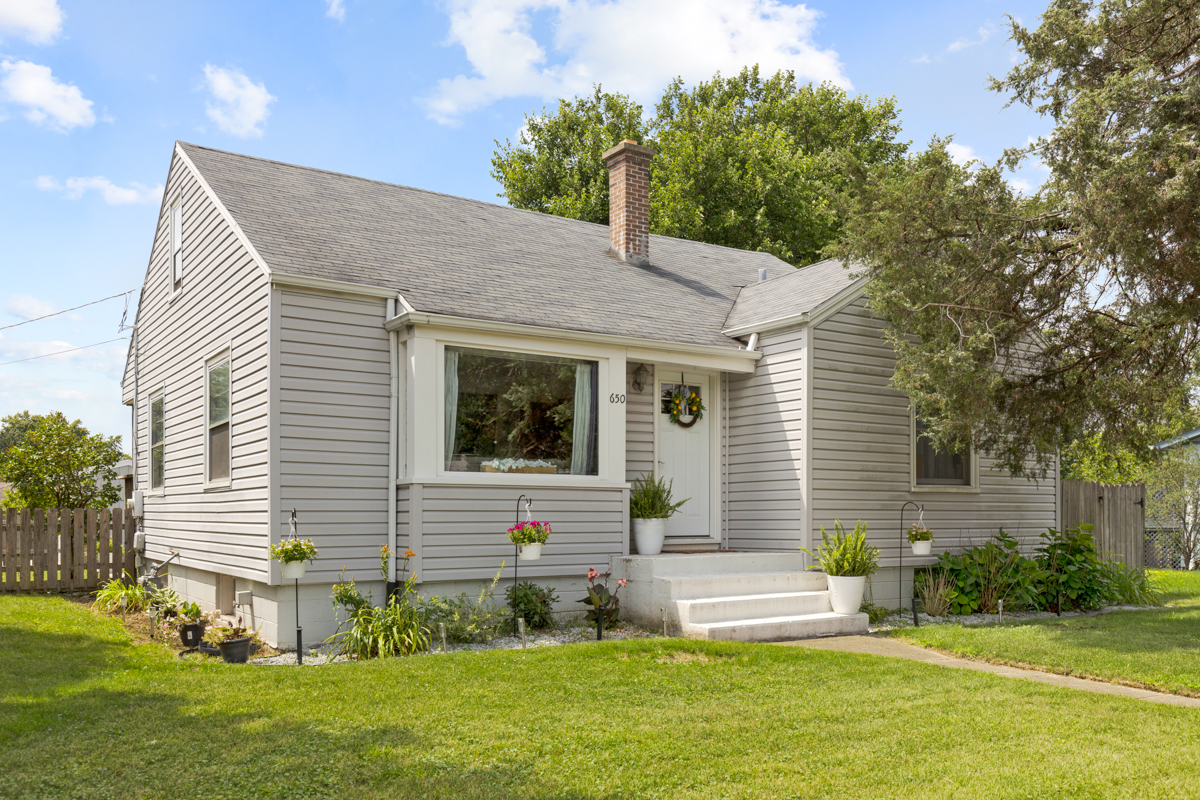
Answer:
780;635;1200;708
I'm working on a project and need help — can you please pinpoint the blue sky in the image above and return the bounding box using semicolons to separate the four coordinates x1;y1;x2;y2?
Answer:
0;0;1052;446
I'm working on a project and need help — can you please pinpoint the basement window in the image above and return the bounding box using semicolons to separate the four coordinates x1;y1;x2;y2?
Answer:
913;416;974;488
443;346;599;475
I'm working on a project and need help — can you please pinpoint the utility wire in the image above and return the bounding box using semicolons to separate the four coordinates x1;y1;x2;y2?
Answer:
0;290;134;332
0;337;128;367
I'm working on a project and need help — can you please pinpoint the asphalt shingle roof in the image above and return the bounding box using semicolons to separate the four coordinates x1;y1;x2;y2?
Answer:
181;142;838;349
722;259;859;331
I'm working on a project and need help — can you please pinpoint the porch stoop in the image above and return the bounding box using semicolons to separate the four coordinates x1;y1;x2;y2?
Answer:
611;552;869;641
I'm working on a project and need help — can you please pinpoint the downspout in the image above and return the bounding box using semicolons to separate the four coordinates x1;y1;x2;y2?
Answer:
386;298;399;592
746;332;759;352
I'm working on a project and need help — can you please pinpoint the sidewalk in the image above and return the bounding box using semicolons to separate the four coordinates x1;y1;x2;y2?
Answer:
780;635;1200;708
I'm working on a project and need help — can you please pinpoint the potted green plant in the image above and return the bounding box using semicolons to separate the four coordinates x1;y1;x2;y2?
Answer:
907;523;934;556
629;472;689;556
203;618;256;664
268;537;319;580
507;520;551;561
176;601;210;650
801;520;880;615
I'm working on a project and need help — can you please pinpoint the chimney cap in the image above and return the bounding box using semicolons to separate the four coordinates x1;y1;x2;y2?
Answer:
602;139;656;162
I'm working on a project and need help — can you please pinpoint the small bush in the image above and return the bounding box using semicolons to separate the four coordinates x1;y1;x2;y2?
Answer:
859;602;892;624
419;566;507;644
1097;559;1163;607
1036;524;1110;611
915;569;955;616
936;529;1040;614
329;559;429;659
505;581;558;629
94;574;147;613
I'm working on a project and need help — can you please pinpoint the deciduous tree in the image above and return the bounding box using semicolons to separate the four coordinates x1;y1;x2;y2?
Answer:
0;412;124;509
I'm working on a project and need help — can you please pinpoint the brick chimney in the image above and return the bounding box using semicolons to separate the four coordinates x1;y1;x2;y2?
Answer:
602;139;655;266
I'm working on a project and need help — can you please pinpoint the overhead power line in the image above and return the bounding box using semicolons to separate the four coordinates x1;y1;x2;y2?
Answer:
0;290;134;332
0;337;129;367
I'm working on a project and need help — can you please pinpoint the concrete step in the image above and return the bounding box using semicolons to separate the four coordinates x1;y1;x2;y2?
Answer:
619;551;810;579
684;611;869;642
678;590;833;625
658;570;828;600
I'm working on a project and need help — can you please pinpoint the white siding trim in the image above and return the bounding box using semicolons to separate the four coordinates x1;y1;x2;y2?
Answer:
267;286;282;585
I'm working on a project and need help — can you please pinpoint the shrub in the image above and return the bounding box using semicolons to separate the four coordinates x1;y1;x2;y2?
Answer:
1036;524;1110;611
505;581;558;629
1097;560;1163;606
419;565;507;644
801;520;879;577
629;472;689;519
935;529;1040;614
914;569;956;616
329;567;429;659
94;574;147;613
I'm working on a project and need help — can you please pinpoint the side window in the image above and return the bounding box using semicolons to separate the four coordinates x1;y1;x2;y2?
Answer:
169;195;183;292
913;417;973;487
150;394;164;490
206;355;231;483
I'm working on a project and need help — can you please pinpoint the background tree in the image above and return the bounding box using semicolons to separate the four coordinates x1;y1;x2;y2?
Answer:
492;66;906;266
0;411;47;455
1144;448;1200;570
0;412;124;509
833;0;1200;476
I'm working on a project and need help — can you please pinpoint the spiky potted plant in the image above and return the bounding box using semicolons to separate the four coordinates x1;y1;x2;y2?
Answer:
801;520;880;615
268;537;319;580
507;519;551;561
629;472;688;556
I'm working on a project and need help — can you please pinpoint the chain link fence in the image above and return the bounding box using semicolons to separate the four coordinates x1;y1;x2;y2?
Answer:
1144;527;1189;570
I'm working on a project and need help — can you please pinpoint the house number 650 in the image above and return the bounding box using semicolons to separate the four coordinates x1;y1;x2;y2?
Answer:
609;393;626;404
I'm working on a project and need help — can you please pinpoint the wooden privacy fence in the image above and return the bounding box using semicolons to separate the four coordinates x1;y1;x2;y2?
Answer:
0;508;135;592
1061;481;1145;569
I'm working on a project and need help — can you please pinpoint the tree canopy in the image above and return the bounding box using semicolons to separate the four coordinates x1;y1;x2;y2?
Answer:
492;66;906;266
0;412;124;509
833;0;1200;476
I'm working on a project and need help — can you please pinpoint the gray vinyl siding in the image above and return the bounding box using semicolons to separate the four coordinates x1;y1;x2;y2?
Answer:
725;328;806;550
626;362;655;481
132;150;272;579
396;484;410;553
278;290;391;582
810;298;1057;562
415;484;625;583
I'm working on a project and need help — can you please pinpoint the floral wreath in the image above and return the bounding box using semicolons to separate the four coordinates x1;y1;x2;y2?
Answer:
668;387;705;428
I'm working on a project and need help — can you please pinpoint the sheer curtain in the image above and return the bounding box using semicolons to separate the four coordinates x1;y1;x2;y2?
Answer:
444;349;459;466
570;362;597;474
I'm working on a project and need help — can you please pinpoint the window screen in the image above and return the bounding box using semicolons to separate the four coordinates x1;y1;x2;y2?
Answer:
914;418;971;486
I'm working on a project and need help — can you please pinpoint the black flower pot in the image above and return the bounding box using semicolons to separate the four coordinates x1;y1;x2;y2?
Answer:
179;622;206;649
217;637;252;664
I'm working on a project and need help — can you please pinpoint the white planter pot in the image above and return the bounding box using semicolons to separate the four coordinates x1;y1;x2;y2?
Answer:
827;575;867;615
910;540;932;556
517;542;543;561
632;518;666;556
280;560;306;580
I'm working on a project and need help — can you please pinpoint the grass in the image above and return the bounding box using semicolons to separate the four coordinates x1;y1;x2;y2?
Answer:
889;570;1200;697
5;596;1200;799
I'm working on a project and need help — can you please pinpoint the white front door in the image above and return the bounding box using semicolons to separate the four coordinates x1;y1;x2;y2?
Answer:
657;373;711;541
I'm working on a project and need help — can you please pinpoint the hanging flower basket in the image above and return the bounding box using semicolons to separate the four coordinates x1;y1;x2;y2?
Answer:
668;388;705;428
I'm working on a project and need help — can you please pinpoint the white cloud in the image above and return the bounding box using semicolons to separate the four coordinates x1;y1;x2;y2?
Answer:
946;142;977;165
201;64;276;138
425;0;849;124
36;175;164;204
912;54;931;64
0;59;94;130
1010;178;1034;195
0;0;64;44
325;0;345;21
7;294;56;320
948;23;994;53
0;339;126;373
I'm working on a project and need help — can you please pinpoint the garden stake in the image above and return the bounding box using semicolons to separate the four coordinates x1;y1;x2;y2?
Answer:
911;595;919;627
1056;590;1062;617
291;508;303;665
149;607;156;639
439;622;447;653
120;594;126;625
998;599;1003;624
518;617;526;649
899;501;924;611
596;600;608;641
661;607;667;637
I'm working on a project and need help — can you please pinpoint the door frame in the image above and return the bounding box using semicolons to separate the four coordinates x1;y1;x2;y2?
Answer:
652;366;722;545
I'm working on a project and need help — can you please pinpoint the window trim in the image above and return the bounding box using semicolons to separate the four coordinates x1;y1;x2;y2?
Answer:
910;409;979;493
147;388;166;495
436;341;606;481
204;346;232;489
168;191;183;295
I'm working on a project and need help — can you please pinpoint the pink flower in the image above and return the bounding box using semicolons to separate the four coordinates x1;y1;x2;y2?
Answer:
587;567;599;582
617;578;628;587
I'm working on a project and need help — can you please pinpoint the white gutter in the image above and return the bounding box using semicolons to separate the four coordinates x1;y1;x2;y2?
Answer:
386;298;399;586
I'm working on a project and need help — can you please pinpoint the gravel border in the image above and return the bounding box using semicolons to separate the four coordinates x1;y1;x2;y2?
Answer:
869;603;1166;633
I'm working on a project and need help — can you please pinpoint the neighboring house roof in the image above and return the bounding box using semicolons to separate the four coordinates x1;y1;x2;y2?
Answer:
178;142;812;350
1154;427;1200;450
722;258;860;332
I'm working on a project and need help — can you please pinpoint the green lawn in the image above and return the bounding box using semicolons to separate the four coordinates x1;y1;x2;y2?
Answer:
5;597;1200;799
889;570;1200;697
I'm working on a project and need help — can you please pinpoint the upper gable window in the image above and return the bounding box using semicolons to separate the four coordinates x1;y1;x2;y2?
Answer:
169;194;183;293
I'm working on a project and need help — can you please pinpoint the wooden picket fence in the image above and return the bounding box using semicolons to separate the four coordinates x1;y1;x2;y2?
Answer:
0;508;136;592
1061;481;1145;570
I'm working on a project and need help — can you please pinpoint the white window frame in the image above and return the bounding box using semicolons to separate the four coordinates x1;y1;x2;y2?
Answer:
168;191;183;295
436;341;607;482
910;409;979;493
204;347;232;489
148;388;166;494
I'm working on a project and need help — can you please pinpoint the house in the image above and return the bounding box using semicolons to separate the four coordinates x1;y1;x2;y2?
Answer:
123;140;1060;646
